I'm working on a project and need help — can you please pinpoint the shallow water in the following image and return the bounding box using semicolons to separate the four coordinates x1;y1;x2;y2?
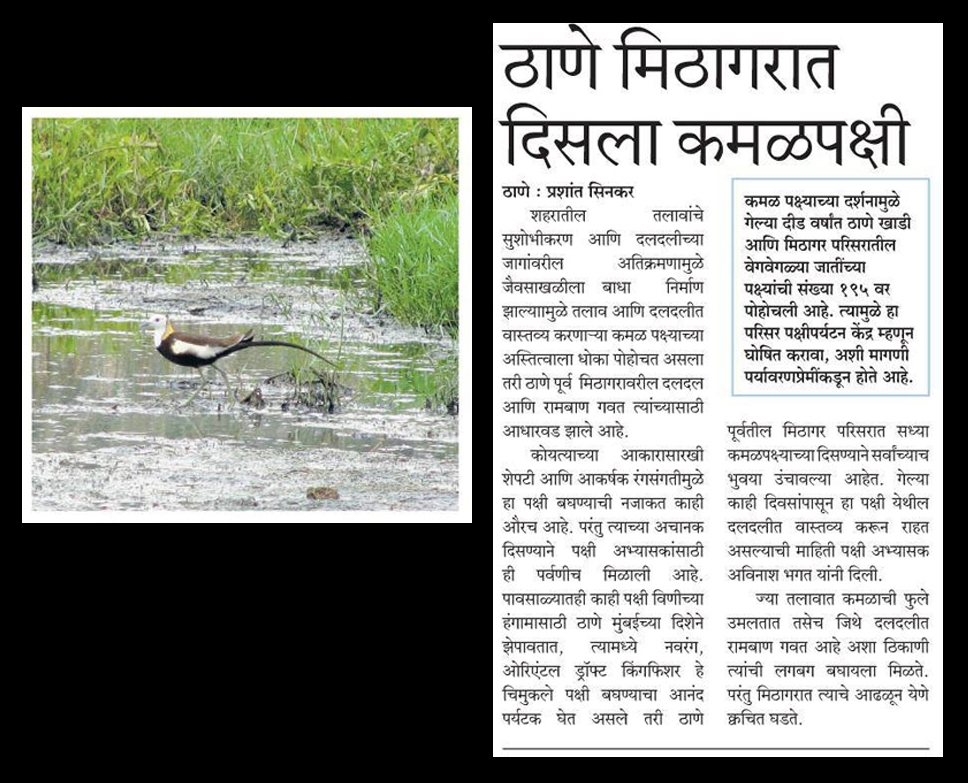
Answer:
31;237;458;512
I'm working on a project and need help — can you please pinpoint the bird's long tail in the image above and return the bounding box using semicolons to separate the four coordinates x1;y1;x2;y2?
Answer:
218;339;337;367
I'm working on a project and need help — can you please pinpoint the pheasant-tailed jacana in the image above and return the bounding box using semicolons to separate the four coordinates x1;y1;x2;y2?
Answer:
140;314;334;403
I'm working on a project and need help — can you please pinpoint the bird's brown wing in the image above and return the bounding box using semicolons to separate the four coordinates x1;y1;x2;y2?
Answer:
170;329;252;348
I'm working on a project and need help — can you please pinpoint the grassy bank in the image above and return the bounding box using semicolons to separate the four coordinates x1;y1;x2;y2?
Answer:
364;194;458;335
32;117;459;336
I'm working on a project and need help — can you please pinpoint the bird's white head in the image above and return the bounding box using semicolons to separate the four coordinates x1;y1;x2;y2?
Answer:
141;314;172;346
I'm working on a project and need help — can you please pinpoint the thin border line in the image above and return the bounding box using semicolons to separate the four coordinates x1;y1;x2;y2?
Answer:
504;747;930;751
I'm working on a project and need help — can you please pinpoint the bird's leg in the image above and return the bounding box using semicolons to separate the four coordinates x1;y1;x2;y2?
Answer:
185;367;210;404
211;363;236;403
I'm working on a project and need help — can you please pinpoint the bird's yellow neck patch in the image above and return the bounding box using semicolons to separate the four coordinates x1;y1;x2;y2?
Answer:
162;321;175;339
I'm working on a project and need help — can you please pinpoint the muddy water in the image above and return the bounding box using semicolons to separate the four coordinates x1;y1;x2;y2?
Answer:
31;236;458;512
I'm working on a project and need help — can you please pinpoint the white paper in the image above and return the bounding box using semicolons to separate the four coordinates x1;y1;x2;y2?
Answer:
493;22;943;757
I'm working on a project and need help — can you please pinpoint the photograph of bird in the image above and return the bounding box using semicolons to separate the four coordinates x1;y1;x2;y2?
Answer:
141;314;335;402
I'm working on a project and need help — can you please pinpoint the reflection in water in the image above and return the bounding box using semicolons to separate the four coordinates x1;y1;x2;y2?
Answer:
33;301;453;456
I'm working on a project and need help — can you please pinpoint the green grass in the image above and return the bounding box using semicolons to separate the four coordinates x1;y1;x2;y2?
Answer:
32;117;460;336
32;118;457;244
364;194;458;336
425;353;459;414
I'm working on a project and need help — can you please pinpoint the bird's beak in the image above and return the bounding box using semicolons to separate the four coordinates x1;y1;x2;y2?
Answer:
140;320;153;330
